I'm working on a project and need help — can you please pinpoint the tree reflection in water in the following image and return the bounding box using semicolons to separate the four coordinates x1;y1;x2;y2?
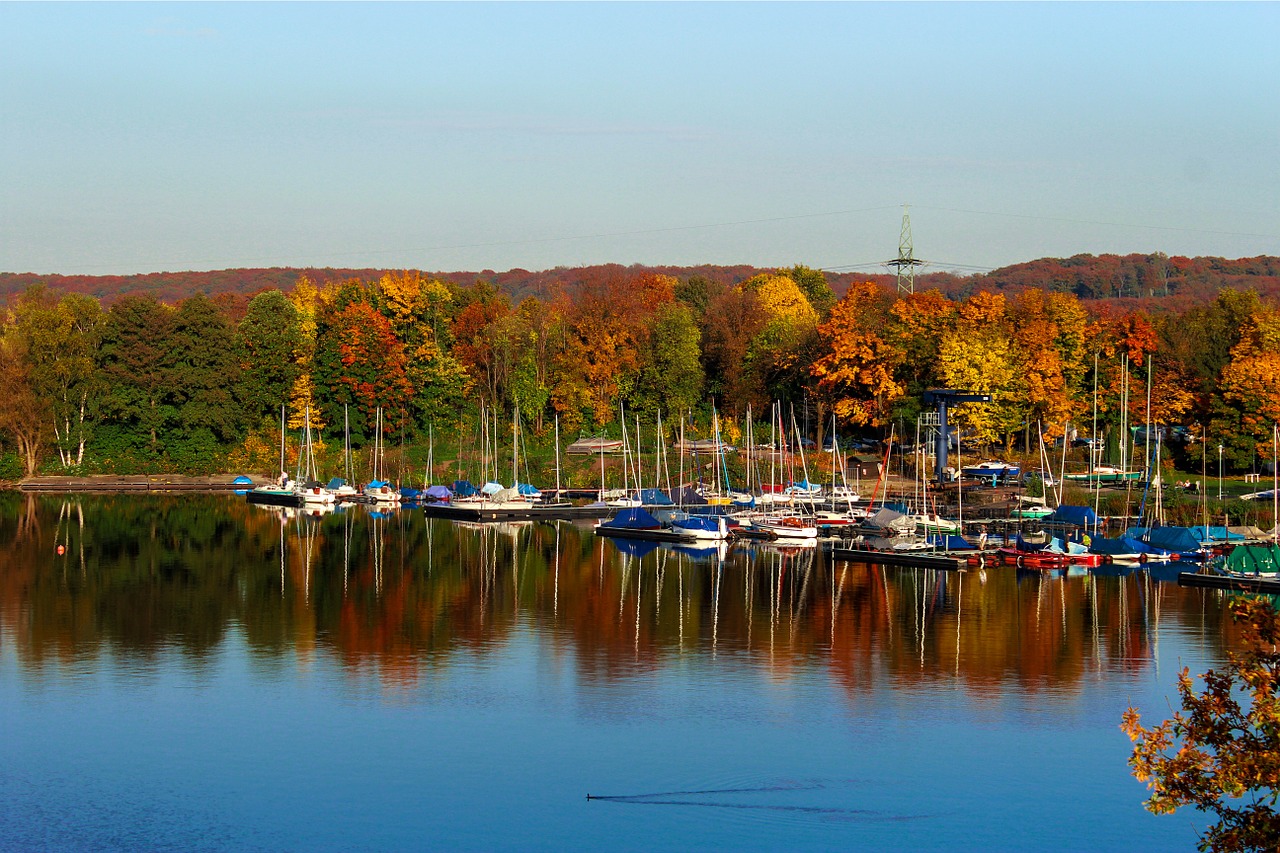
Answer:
0;493;1242;700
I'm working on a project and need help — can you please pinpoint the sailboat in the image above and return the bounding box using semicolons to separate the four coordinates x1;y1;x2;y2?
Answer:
296;406;337;507
246;405;306;508
362;407;402;505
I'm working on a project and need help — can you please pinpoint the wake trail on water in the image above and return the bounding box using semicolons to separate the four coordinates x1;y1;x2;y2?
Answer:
585;786;933;821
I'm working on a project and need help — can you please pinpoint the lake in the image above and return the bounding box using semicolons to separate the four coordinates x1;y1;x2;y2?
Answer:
0;493;1236;850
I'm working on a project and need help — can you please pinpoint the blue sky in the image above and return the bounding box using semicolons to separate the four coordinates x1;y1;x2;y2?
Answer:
2;2;1276;276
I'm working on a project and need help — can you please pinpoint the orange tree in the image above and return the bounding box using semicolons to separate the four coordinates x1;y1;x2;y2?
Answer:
1122;596;1280;852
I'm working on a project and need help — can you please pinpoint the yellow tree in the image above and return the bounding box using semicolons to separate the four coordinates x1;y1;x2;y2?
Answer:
1009;289;1088;436
743;273;821;415
1213;309;1280;468
287;275;327;430
937;291;1020;448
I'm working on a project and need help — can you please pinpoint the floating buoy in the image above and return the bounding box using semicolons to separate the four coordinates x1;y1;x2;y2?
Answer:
56;545;65;555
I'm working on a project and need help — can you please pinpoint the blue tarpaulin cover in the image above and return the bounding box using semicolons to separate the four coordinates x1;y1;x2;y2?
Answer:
1190;525;1245;543
670;487;708;506
1046;505;1100;527
1089;536;1149;556
672;515;723;534
452;480;478;497
638;488;674;505
926;534;975;550
425;485;452;501
1143;526;1204;554
599;508;664;530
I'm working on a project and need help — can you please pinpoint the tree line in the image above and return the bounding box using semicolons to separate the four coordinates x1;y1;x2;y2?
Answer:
1;265;1279;478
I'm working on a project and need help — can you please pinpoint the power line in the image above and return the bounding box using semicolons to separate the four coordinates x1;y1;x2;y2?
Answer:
913;204;1280;242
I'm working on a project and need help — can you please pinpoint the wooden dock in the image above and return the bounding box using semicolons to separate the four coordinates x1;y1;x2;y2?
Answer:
420;502;613;522
20;475;253;492
827;544;988;571
1177;571;1280;594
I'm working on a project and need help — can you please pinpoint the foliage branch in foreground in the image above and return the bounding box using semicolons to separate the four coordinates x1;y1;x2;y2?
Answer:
1122;596;1280;852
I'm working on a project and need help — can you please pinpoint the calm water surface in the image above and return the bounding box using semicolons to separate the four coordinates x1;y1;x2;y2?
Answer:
0;494;1240;850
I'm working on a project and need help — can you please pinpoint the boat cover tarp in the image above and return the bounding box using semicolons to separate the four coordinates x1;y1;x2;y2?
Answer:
1015;531;1052;552
399;487;423;501
866;507;907;530
367;479;389;489
1189;525;1245;543
1225;543;1280;575
425;485;452;501
516;483;542;497
884;501;911;514
599;507;664;530
1230;525;1268;541
325;477;348;490
489;487;523;503
670;486;708;506
638;488;674;506
233;475;254;485
451;480;478;498
925;534;976;550
672;515;724;534
1143;526;1203;554
1089;536;1149;556
480;481;504;496
1046;505;1100;527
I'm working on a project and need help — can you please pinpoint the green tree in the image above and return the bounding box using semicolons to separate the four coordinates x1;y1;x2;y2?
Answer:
166;294;244;464
787;265;836;316
237;290;303;428
1123;597;1280;852
630;302;704;420
97;295;174;454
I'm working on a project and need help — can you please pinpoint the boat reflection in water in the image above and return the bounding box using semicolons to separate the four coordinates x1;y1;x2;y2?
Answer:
0;493;1246;852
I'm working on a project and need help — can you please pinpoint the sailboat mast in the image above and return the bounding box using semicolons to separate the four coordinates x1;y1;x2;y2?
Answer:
279;404;286;479
554;414;561;499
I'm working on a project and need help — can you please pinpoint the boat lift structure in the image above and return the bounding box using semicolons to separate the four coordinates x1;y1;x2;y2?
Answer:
922;389;991;483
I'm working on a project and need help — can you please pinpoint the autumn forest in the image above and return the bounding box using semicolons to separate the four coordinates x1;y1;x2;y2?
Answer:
2;254;1280;480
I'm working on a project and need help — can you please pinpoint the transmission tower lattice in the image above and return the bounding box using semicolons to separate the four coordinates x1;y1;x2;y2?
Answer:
887;206;924;295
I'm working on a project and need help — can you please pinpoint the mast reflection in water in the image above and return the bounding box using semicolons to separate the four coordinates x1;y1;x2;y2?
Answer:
0;494;1238;851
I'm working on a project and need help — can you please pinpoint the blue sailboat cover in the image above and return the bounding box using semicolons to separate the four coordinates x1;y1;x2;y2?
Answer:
1143;526;1203;554
1089;536;1149;556
452;480;478;497
600;508;663;530
670;486;708;505
1046;505;1100;527
926;534;975;550
1189;525;1245;543
425;485;452;501
672;515;722;534
638;488;674;505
